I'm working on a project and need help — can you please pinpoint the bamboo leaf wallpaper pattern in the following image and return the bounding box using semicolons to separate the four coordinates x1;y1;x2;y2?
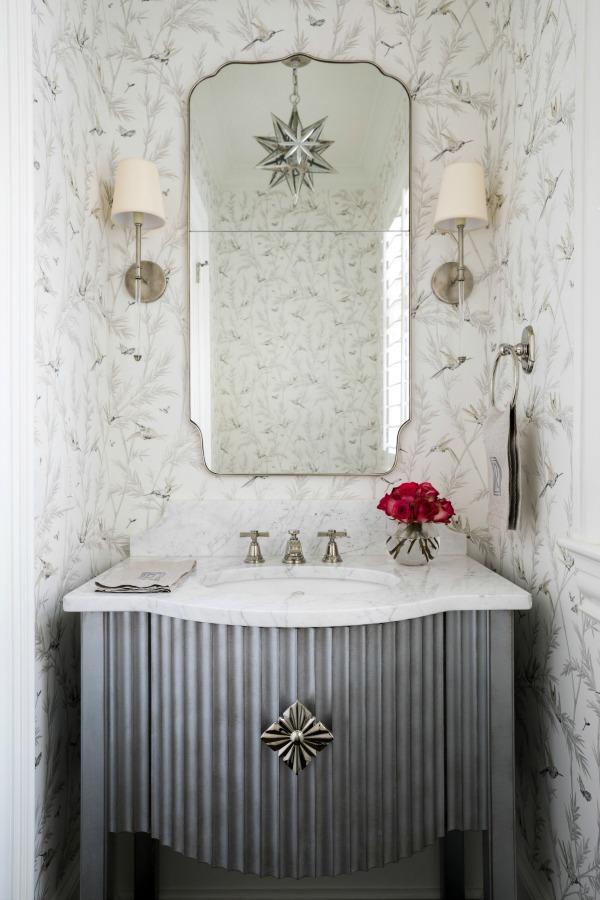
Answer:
209;220;386;473
32;0;581;897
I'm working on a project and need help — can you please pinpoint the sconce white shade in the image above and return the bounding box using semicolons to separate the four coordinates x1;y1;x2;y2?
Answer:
111;158;165;229
434;161;488;232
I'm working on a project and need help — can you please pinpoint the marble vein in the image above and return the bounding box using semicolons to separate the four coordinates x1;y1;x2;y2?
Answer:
64;553;531;628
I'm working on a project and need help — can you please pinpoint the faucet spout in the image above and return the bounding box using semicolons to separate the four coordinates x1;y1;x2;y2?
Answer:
282;530;306;565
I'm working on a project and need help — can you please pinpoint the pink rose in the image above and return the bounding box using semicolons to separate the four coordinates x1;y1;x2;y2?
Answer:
377;494;398;516
432;498;455;524
391;482;419;503
377;491;414;522
389;499;413;523
414;499;439;523
377;483;454;527
416;482;439;500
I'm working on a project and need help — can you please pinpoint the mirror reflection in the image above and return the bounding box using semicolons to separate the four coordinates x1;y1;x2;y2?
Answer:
189;58;410;475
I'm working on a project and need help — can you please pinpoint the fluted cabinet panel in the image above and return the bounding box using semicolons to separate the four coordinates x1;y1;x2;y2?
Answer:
107;612;150;834
444;611;489;831
106;613;490;878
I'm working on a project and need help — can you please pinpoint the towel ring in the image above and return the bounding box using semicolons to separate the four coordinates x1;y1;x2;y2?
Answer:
490;325;536;411
490;345;519;410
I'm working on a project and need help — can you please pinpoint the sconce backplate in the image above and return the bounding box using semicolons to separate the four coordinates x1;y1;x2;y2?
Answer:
431;262;474;306
125;261;167;303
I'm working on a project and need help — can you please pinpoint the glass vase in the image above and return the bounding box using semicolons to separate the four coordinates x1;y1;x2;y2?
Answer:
387;522;439;566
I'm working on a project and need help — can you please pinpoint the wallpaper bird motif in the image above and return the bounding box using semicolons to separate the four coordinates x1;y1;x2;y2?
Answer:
32;0;579;897
209;219;386;473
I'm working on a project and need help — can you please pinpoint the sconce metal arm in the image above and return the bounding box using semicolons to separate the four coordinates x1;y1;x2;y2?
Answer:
124;219;167;304
431;222;474;307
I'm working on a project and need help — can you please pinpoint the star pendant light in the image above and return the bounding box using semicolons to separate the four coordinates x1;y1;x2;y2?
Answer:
255;56;335;205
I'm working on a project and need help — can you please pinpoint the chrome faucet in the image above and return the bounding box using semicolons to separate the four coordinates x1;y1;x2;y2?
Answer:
318;530;348;563
282;530;306;565
240;530;269;564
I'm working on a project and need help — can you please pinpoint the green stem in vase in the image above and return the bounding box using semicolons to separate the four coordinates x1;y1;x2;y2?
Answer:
386;525;440;562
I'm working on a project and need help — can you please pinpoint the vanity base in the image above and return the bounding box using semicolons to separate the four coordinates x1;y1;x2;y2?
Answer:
80;609;516;898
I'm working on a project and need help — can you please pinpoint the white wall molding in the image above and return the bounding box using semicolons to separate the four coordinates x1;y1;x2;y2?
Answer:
0;0;35;898
558;538;600;622
572;0;600;540
561;0;600;606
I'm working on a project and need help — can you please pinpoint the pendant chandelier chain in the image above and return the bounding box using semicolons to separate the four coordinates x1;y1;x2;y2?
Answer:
289;64;300;108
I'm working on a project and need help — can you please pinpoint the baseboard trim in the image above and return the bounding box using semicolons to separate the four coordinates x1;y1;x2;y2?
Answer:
516;836;551;900
53;857;80;900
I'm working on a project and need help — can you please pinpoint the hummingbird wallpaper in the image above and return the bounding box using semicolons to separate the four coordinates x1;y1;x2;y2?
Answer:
32;0;578;897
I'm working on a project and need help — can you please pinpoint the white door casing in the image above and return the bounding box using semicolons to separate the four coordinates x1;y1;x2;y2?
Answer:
559;0;600;617
0;0;35;897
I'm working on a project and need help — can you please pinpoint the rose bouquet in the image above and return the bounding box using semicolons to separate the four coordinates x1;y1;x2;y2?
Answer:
377;481;454;565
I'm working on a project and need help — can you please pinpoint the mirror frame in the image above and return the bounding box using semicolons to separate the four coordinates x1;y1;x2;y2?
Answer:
187;55;412;477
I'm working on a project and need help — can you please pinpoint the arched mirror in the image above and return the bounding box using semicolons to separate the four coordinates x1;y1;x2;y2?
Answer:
189;56;410;475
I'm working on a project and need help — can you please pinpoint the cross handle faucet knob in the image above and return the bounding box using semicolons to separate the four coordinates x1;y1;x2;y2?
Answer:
318;530;348;564
240;530;269;564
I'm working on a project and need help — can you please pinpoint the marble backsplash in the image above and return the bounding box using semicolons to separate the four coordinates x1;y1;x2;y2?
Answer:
130;499;467;560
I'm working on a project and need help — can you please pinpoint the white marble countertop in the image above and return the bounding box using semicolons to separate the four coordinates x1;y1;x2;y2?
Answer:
64;554;531;628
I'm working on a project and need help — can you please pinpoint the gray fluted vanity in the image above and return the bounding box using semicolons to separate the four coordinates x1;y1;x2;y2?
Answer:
64;501;531;899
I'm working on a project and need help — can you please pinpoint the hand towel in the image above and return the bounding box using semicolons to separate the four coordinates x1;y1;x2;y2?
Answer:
483;405;520;530
95;557;196;593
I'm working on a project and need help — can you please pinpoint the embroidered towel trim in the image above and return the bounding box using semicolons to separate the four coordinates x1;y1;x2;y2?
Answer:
95;557;196;593
483;405;520;531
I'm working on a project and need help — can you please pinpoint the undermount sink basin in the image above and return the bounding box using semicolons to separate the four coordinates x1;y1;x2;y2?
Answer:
200;565;399;597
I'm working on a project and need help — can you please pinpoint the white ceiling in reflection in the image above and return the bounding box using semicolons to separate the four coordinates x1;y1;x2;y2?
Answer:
190;60;407;194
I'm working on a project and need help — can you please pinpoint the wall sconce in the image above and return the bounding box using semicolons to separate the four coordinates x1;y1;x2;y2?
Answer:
111;158;166;361
431;160;488;336
111;157;166;302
